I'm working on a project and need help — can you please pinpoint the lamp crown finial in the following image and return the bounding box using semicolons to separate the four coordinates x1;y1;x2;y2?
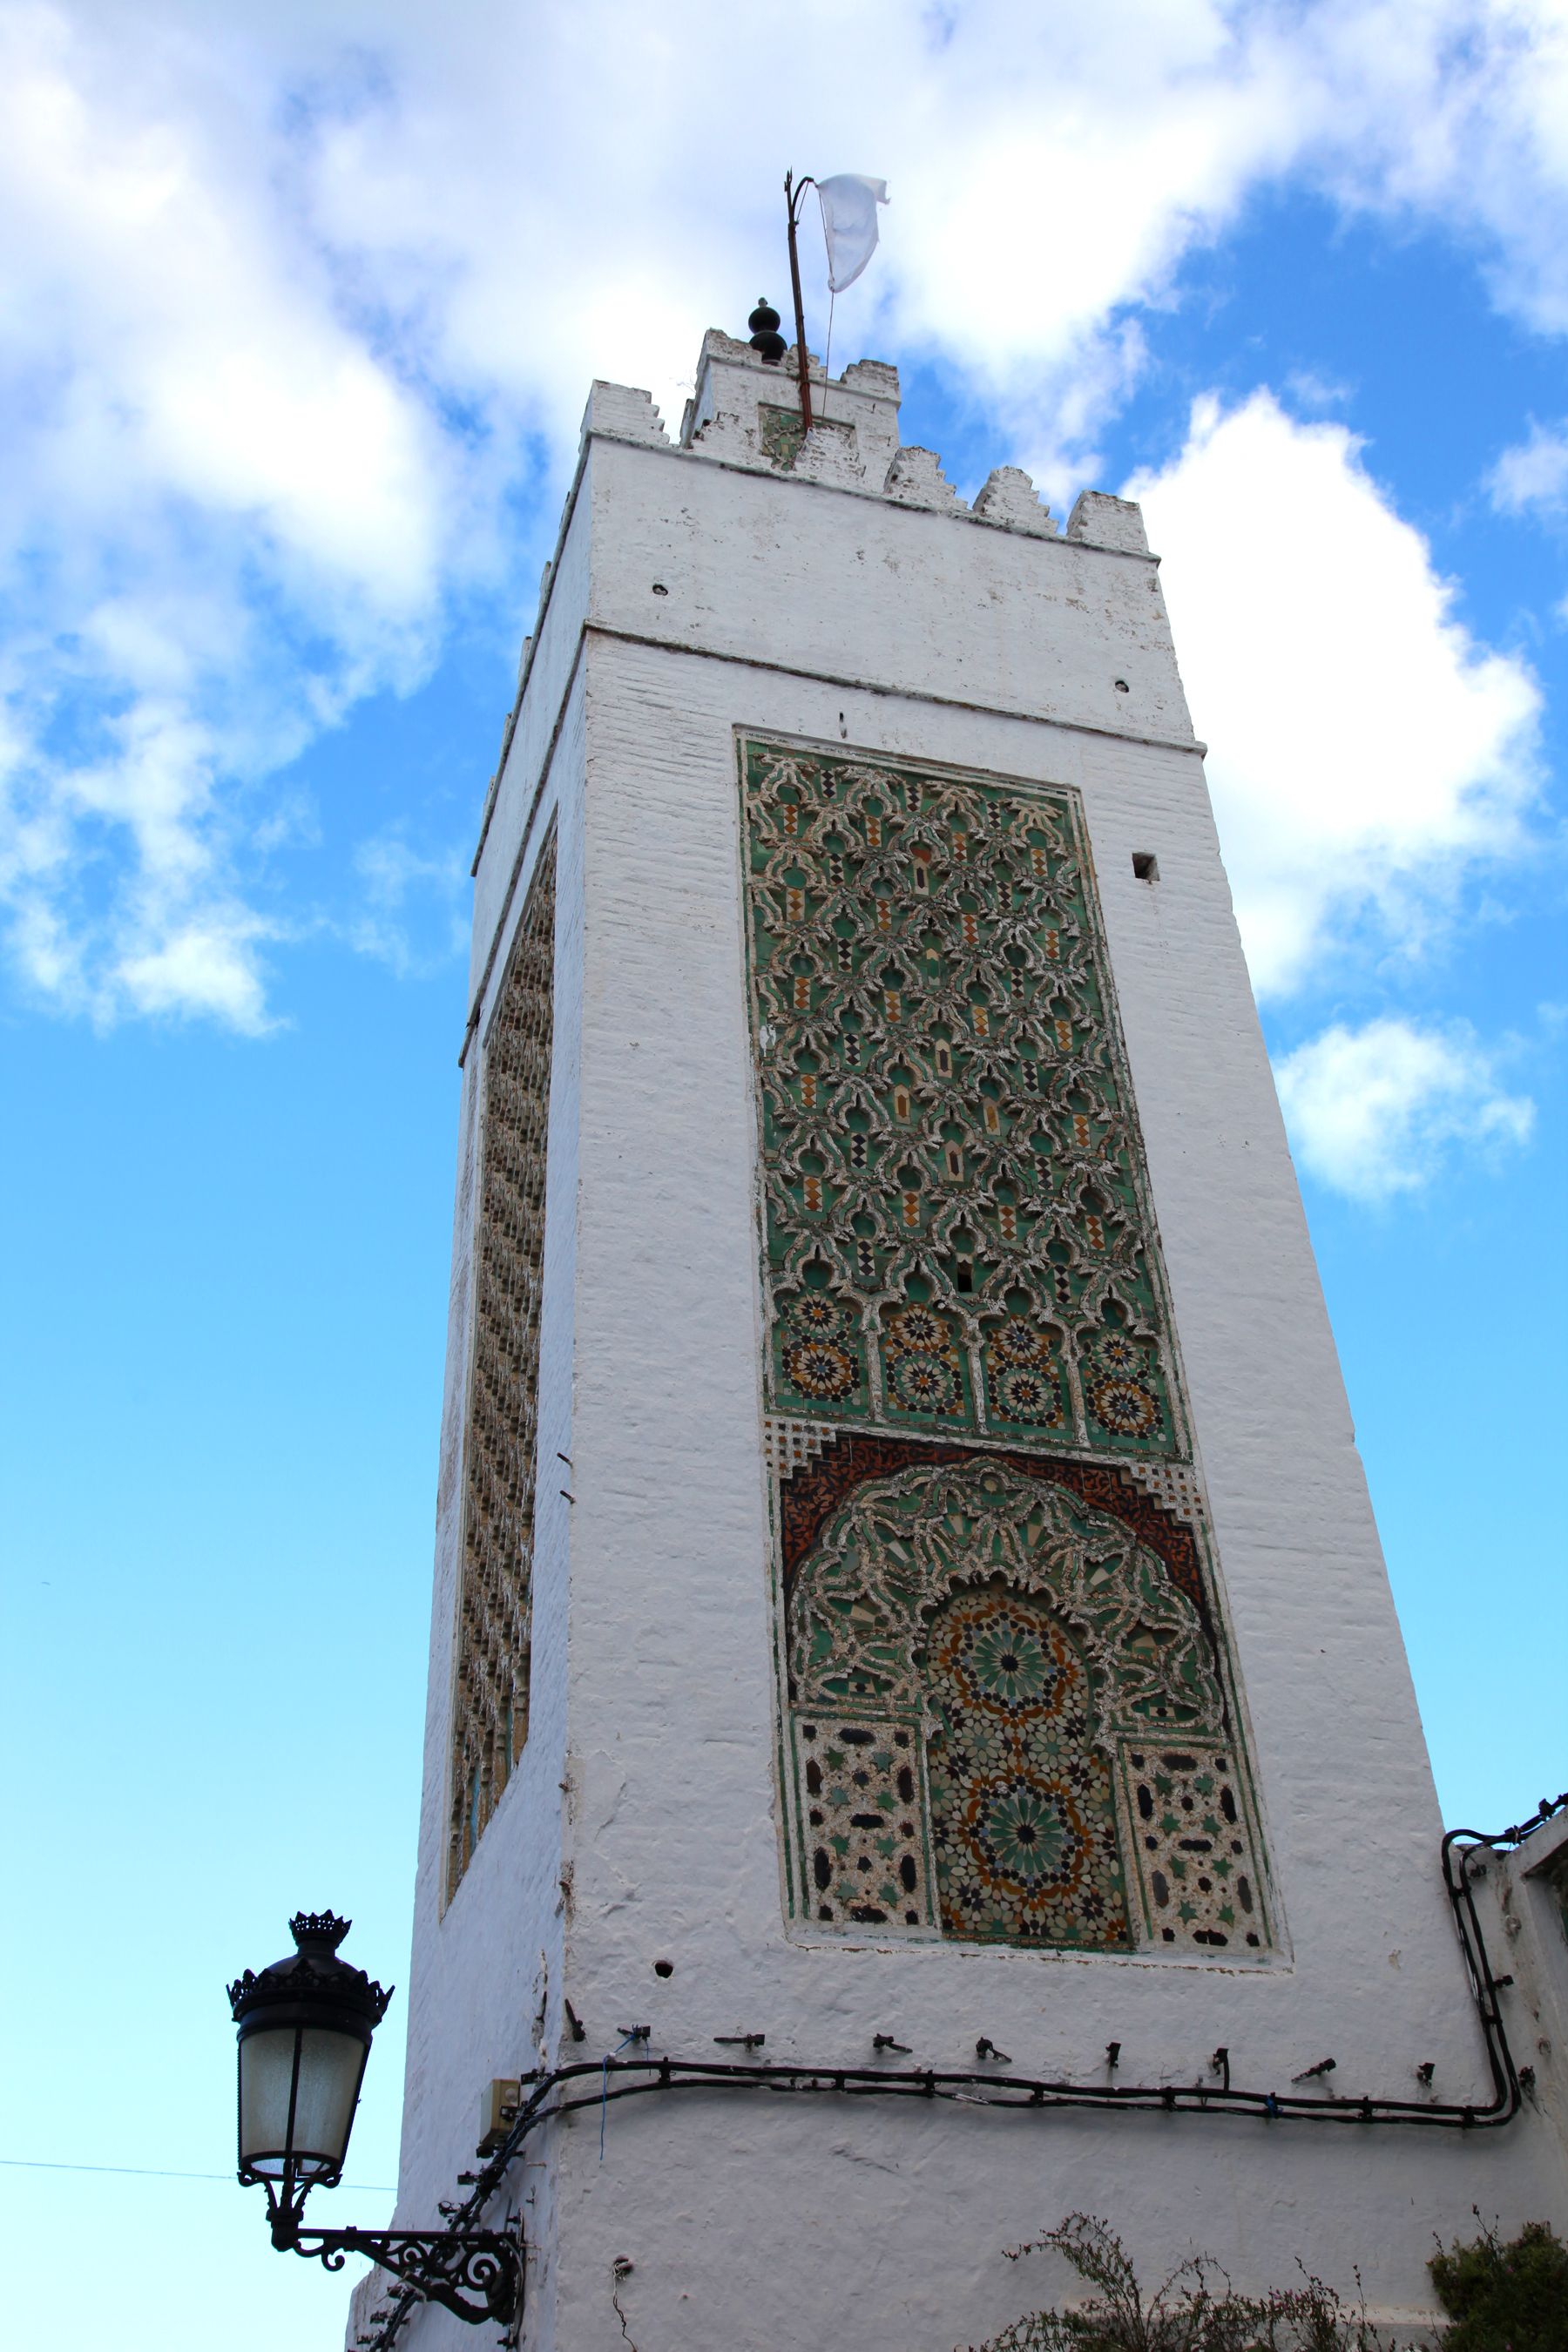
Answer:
228;1910;393;2026
290;1909;352;1950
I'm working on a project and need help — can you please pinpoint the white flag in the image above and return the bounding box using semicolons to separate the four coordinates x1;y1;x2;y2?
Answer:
816;174;889;294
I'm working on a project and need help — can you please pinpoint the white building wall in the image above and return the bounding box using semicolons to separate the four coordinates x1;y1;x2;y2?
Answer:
360;341;1567;2352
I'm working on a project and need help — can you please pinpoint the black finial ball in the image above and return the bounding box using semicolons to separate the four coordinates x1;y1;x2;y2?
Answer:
748;299;787;365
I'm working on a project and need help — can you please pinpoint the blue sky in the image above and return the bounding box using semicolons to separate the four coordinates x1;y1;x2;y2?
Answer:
2;6;1565;2348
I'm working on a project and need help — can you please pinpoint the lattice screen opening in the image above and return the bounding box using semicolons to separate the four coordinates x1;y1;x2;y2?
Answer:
447;836;556;1903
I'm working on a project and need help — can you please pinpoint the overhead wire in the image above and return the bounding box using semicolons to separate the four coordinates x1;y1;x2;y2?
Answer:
0;2154;395;2189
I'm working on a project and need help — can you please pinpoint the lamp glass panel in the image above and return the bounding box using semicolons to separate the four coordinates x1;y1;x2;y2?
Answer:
240;2024;366;2180
238;2025;301;2178
287;2025;367;2176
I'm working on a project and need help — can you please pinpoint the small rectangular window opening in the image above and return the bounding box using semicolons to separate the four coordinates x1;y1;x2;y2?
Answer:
1132;851;1159;883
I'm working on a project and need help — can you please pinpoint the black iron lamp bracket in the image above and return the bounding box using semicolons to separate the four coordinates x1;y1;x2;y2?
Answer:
287;2220;517;2326
230;1912;524;2333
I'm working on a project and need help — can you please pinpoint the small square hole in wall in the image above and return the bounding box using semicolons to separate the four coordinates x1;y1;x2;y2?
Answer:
1132;851;1159;882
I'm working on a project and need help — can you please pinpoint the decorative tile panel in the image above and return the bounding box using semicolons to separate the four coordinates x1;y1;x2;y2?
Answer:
780;1445;1271;1958
1118;1458;1206;1530
759;402;855;472
740;738;1181;1454
448;837;556;1902
927;1585;1131;1949
1119;1741;1266;1952
759;402;807;470
740;741;1274;1958
785;1456;1223;1730
794;1714;934;1931
761;1416;840;1477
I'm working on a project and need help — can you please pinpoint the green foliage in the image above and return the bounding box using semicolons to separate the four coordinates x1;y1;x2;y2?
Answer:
964;2214;1395;2352
1429;2214;1568;2352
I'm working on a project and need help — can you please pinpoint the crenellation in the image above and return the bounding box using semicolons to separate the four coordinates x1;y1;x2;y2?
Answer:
686;398;765;467
882;443;965;510
1068;488;1151;557
679;328;798;456
818;359;900;480
839;355;900;396
696;324;763;371
581;378;671;448
603;338;1154;564
973;463;1058;536
681;330;897;483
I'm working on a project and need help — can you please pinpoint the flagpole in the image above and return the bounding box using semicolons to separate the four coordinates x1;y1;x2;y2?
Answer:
784;170;814;437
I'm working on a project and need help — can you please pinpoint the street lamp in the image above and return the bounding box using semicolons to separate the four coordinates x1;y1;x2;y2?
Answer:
229;1912;518;2328
233;1909;387;2229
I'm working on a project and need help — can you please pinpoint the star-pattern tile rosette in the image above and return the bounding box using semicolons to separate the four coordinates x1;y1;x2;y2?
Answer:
926;1585;1132;1948
784;1456;1274;1955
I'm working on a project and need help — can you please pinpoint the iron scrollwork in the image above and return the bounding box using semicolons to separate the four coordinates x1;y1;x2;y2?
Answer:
291;2224;518;2326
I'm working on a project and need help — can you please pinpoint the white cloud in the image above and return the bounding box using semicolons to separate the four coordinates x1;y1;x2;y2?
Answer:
3;0;1568;1024
1129;393;1540;995
1274;1016;1534;1200
1489;419;1568;515
0;10;449;604
349;831;468;978
116;907;277;1033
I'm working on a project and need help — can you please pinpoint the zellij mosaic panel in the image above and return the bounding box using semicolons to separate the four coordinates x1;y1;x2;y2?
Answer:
740;737;1181;1455
740;740;1274;1961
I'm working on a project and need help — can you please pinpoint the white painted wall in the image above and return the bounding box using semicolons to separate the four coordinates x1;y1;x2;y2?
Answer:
359;343;1568;2352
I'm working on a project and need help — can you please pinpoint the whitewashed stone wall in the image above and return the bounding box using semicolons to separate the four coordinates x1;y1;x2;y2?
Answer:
356;341;1568;2352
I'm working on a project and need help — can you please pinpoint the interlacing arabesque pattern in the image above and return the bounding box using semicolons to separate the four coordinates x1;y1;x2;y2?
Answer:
448;838;556;1902
787;1461;1222;1727
742;740;1179;1453
786;1459;1267;1952
740;741;1273;1957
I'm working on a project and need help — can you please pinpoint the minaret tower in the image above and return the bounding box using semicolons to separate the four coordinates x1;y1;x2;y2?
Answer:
353;329;1566;2350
